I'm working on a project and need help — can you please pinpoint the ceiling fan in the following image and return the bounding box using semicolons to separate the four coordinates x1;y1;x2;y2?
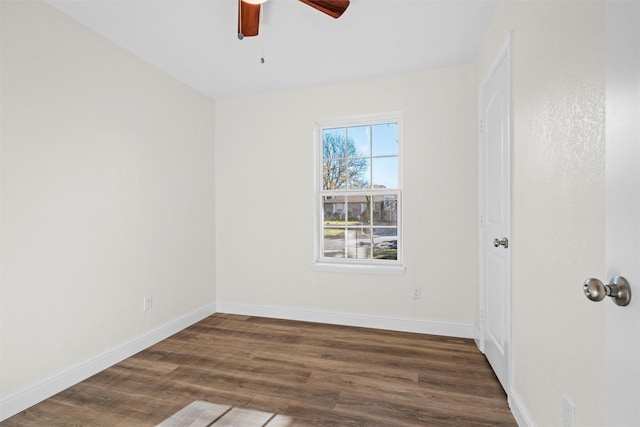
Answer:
238;0;350;40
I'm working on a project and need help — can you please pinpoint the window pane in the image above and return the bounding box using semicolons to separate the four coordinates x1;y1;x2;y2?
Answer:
346;197;369;224
372;123;398;156
346;158;370;189
323;128;347;159
323;159;346;190
346;228;371;259
372;157;398;189
323;195;346;223
323;228;345;258
348;126;371;157
373;195;398;226
372;227;397;260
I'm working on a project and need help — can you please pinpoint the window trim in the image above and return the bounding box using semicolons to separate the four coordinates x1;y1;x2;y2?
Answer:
314;112;404;271
311;262;406;276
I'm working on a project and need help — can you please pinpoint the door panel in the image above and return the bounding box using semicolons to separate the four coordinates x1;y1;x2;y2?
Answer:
487;251;506;352
486;95;506;225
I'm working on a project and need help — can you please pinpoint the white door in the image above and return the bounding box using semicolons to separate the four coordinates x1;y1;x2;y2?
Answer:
605;2;640;425
480;42;511;393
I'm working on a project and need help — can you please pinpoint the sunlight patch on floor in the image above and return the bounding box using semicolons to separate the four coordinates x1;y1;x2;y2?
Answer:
157;400;293;427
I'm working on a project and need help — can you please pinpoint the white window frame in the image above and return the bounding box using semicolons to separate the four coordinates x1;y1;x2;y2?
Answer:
313;113;405;275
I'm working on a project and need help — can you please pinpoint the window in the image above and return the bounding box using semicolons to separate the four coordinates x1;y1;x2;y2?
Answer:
317;114;402;266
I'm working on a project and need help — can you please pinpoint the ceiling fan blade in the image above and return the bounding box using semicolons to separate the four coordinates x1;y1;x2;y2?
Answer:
299;0;350;19
238;0;260;39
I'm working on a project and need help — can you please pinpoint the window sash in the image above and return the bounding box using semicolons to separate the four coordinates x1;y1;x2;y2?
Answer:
319;190;401;265
321;122;399;191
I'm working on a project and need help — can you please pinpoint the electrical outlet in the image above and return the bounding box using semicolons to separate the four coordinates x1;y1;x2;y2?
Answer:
562;396;575;427
143;296;153;312
412;287;422;299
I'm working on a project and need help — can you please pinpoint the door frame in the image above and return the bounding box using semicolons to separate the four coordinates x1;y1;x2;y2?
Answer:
478;35;513;399
605;1;640;424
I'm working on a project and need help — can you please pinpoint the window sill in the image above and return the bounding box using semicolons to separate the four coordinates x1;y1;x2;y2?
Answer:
311;262;406;276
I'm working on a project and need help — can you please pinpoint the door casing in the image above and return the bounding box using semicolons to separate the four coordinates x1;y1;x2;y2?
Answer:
605;2;640;425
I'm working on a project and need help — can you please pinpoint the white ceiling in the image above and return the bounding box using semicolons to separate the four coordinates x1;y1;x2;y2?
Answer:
46;0;499;99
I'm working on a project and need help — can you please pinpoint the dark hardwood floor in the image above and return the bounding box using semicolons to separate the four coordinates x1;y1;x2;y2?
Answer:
2;314;516;426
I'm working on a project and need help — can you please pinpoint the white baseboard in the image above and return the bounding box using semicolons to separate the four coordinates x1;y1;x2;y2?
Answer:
509;388;533;427
0;303;216;422
473;323;483;352
216;301;474;339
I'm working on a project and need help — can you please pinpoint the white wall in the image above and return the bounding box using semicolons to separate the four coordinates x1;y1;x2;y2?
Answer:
477;1;606;425
0;0;216;416
215;66;478;334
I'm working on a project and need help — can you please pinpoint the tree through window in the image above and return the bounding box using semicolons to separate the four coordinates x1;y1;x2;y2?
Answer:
318;115;401;264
